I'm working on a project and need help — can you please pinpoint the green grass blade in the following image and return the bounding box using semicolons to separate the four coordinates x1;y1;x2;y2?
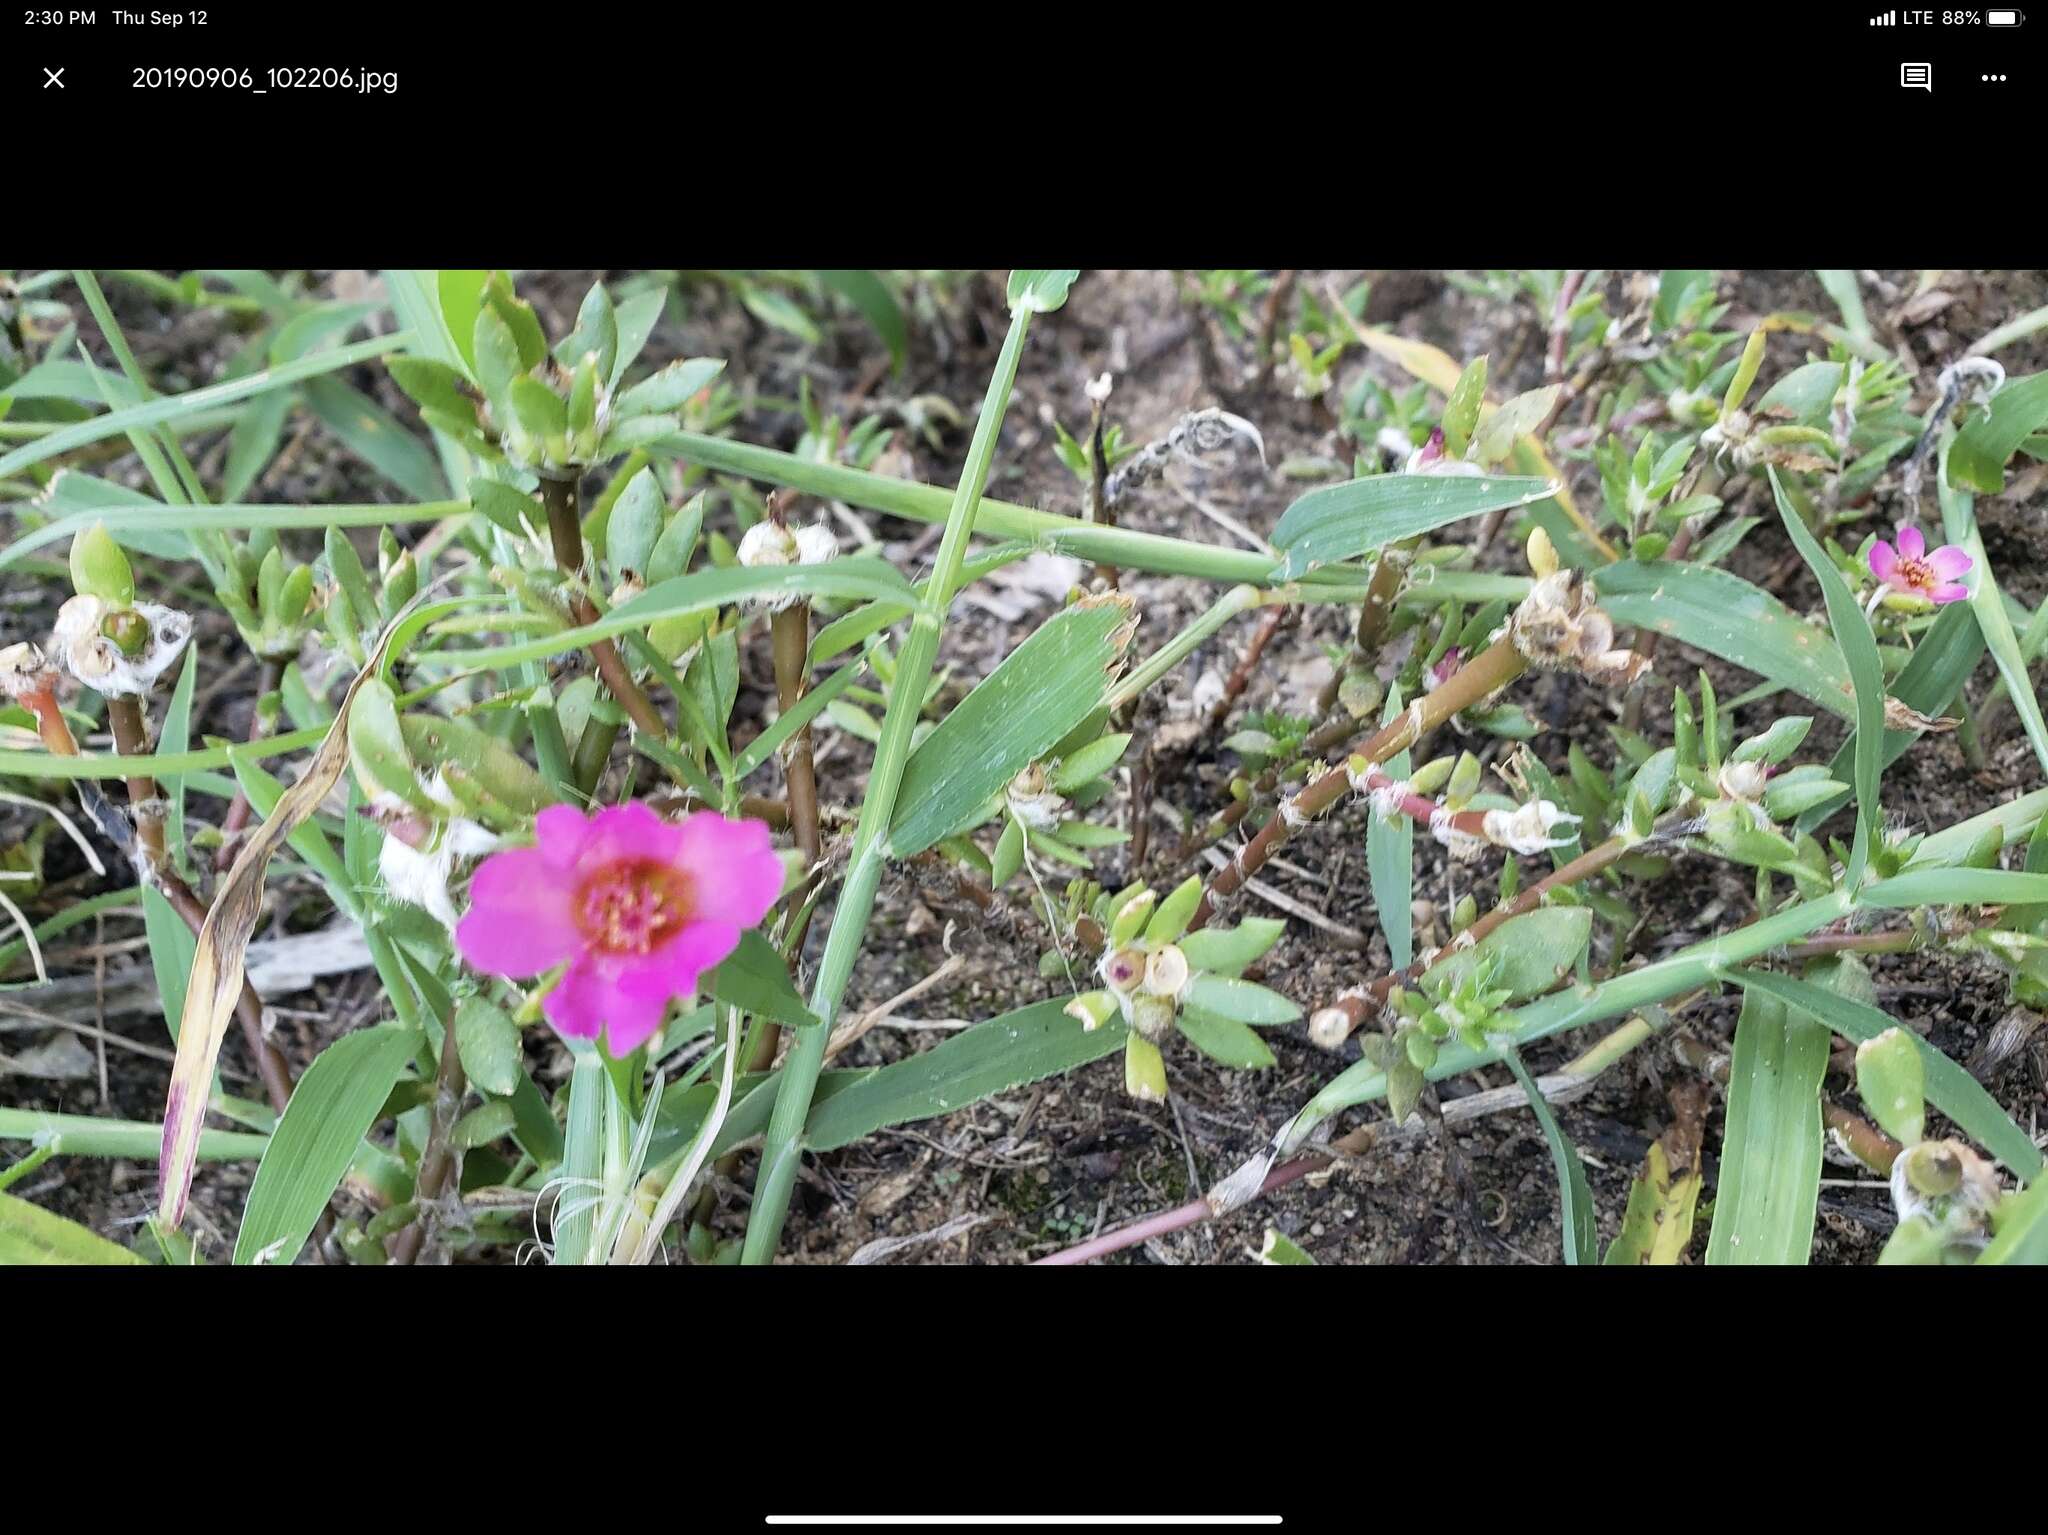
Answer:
1770;467;1884;882
1726;967;2040;1182
1367;685;1413;969
301;376;448;501
0;331;408;483
1861;868;2048;908
1497;1040;1597;1265
423;559;912;672
0;1189;149;1265
1593;560;1855;721
1948;371;2048;494
657;429;1355;587
816;270;907;372
1704;987;1828;1265
1939;434;2048;777
1798;600;1985;835
1978;1173;2048;1264
232;1024;422;1265
158;647;199;870
889;596;1135;858
1269;474;1556;579
730;661;863;781
806;1000;1128;1154
744;279;1060;1264
2;497;463;574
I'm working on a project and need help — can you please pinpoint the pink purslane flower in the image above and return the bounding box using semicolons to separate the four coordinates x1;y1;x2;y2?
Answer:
455;802;783;1055
1869;524;1972;604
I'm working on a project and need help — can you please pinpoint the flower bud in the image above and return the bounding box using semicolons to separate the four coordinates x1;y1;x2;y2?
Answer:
1141;944;1189;999
69;522;135;606
1526;526;1559;581
1129;992;1176;1044
1101;946;1148;993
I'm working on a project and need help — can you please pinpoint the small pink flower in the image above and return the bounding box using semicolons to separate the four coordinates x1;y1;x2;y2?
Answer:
455;802;784;1056
1868;524;1972;604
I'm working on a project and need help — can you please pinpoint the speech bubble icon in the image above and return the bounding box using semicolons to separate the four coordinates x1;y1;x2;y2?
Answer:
1900;61;1932;89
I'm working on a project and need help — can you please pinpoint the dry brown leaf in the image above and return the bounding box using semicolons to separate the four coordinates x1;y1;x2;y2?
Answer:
157;598;422;1229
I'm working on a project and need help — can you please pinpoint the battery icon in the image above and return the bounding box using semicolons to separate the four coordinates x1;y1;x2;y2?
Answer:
1987;8;2023;22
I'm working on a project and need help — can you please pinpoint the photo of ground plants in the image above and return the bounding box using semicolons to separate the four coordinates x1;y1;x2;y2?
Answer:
2;268;2044;1267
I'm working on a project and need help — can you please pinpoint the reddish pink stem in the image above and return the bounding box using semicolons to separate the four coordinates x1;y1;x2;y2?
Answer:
1031;1155;1326;1266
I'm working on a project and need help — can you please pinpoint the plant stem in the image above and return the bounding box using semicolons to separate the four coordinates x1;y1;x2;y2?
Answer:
750;585;821;1075
1207;607;1295;734
1188;634;1528;932
1312;831;1637;1044
1316;542;1412;714
660;430;1368;590
1034;1008;1668;1265
213;659;286;871
741;300;1040;1264
387;1005;467;1265
538;474;673;757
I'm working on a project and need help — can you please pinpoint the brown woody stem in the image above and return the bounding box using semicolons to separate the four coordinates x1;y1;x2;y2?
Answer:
387;1004;467;1265
1187;634;1528;932
538;474;673;751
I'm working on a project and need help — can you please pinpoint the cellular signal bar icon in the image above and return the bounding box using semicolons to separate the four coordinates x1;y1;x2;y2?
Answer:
1871;8;1896;21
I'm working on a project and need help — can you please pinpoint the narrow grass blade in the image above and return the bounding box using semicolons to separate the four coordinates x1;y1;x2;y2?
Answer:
1798;600;1984;835
1978;1173;2048;1264
0;1190;149;1265
1704;987;1828;1265
805;999;1128;1154
657;430;1348;588
423;559;912;672
1947;371;2048;494
730;662;862;781
1268;474;1557;579
1861;868;2048;908
1939;435;2048;777
1725;967;2041;1180
158;647;198;870
1771;467;1884;881
0;332;408;482
232;1024;421;1265
301;376;447;501
2;498;464;574
889;595;1136;857
816;270;907;372
1594;560;1854;721
1498;1039;1597;1265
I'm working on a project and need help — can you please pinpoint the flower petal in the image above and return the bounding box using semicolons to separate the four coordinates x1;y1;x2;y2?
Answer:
544;952;663;1054
1895;524;1925;561
1930;582;1971;604
455;848;581;978
672;812;784;929
575;799;684;874
1868;540;1898;581
626;921;741;1017
1927;545;1974;581
534;803;598;872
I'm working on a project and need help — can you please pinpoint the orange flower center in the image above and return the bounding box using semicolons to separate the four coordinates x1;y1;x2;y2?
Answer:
575;861;693;955
1896;554;1936;592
